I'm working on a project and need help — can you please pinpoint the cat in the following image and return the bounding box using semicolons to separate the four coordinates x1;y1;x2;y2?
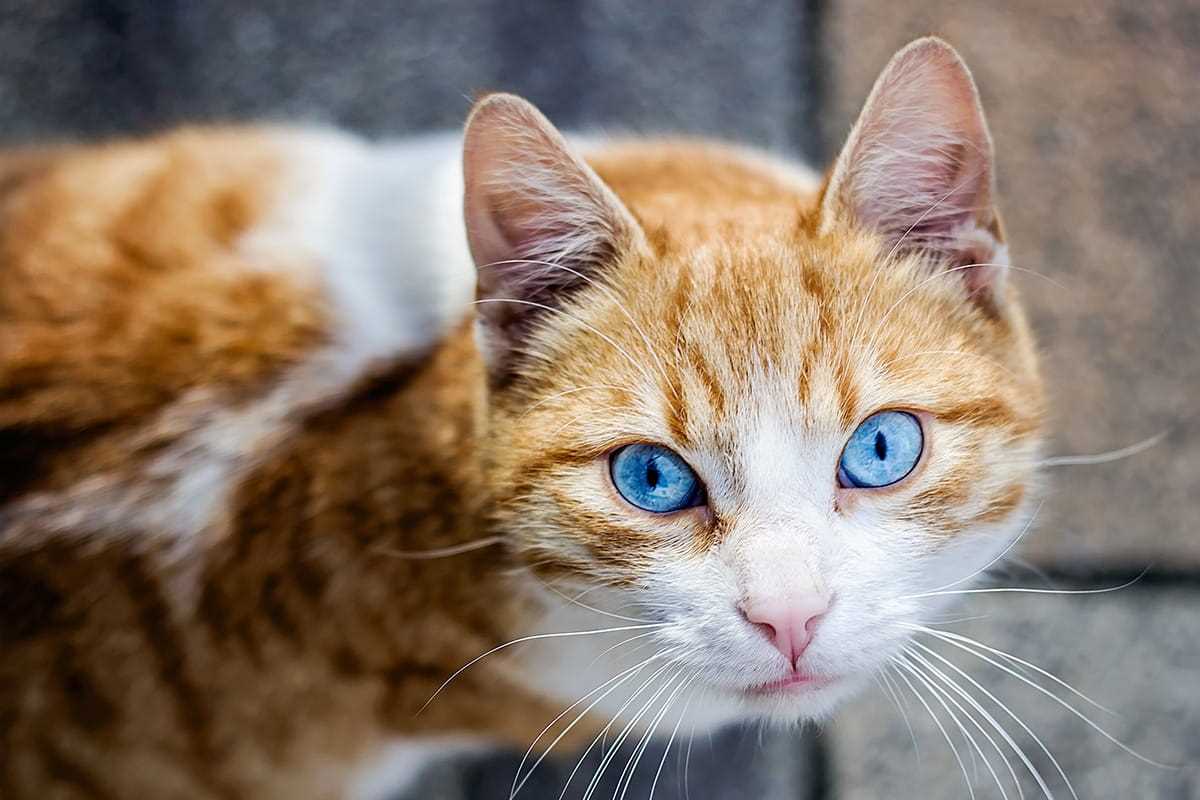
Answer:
0;36;1043;799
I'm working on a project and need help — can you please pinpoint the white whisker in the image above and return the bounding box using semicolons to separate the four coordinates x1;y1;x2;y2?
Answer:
904;570;1147;600
510;648;675;798
474;298;657;388
902;648;1051;800
849;173;980;353
910;626;1174;768
899;653;1012;800
586;630;664;671
683;722;696;800
905;624;1115;715
375;535;505;560
922;500;1044;595
537;578;657;624
1039;432;1167;468
556;657;682;800
615;670;695;800
649;679;698;800
518;384;628;419
579;665;688;800
479;258;676;399
892;655;978;800
548;409;597;439
419;622;667;713
878;666;921;762
862;261;1003;357
909;641;1079;800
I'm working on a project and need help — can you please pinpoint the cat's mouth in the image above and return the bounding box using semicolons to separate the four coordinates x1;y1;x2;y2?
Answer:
744;671;839;696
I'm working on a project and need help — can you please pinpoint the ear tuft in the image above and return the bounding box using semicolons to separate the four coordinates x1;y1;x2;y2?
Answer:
462;93;642;373
822;38;1007;304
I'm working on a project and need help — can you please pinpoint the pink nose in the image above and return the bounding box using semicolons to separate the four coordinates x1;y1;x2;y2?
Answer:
740;593;829;667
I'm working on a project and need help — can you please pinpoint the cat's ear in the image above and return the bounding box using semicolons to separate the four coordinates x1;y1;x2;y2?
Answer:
820;37;1006;304
462;93;644;370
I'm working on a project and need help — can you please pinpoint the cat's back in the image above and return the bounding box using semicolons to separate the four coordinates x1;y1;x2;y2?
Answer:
0;126;474;539
0;126;485;798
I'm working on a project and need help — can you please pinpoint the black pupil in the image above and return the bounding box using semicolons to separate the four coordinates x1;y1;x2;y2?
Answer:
874;431;888;460
645;459;661;489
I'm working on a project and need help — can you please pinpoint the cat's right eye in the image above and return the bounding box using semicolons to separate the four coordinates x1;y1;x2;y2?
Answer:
838;410;924;489
609;444;705;513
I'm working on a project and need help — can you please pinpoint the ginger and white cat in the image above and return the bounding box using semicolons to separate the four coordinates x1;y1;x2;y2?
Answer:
0;37;1042;799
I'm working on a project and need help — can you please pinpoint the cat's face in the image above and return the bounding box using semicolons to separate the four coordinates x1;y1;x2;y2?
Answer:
465;38;1043;722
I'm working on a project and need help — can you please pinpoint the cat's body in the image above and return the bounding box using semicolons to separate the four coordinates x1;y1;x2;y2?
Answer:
0;128;564;798
0;39;1044;799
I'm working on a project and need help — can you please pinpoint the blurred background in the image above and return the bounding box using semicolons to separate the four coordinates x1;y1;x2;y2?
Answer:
3;1;1196;797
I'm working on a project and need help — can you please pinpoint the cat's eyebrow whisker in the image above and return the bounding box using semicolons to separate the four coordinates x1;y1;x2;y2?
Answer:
547;409;598;439
1038;431;1167;468
418;622;668;713
860;261;1001;357
516;383;628;419
849;171;983;351
859;260;1065;363
886;348;1021;381
908;641;1080;800
992;263;1069;292
478;258;676;398
373;535;505;560
473;298;659;389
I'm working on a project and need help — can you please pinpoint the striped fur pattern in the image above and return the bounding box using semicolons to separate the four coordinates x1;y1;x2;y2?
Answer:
0;38;1043;799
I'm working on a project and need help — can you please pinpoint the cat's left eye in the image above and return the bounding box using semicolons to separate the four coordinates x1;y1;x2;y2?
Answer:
838;410;924;489
610;444;705;513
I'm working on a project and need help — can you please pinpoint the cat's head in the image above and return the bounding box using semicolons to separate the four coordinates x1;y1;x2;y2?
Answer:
464;38;1043;721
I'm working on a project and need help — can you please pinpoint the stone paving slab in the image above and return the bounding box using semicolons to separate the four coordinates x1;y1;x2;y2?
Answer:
0;1;819;158
1;5;1195;800
830;587;1200;799
822;1;1200;567
400;722;816;800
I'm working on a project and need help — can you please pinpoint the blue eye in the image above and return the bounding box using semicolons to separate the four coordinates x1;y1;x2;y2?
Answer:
838;411;924;489
610;444;704;513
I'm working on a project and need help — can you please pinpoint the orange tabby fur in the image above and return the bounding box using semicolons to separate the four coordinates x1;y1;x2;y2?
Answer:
0;38;1044;799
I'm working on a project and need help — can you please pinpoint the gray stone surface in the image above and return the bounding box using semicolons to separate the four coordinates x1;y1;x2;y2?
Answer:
823;0;1200;567
2;2;1197;799
0;1;821;158
400;724;817;800
831;587;1200;799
